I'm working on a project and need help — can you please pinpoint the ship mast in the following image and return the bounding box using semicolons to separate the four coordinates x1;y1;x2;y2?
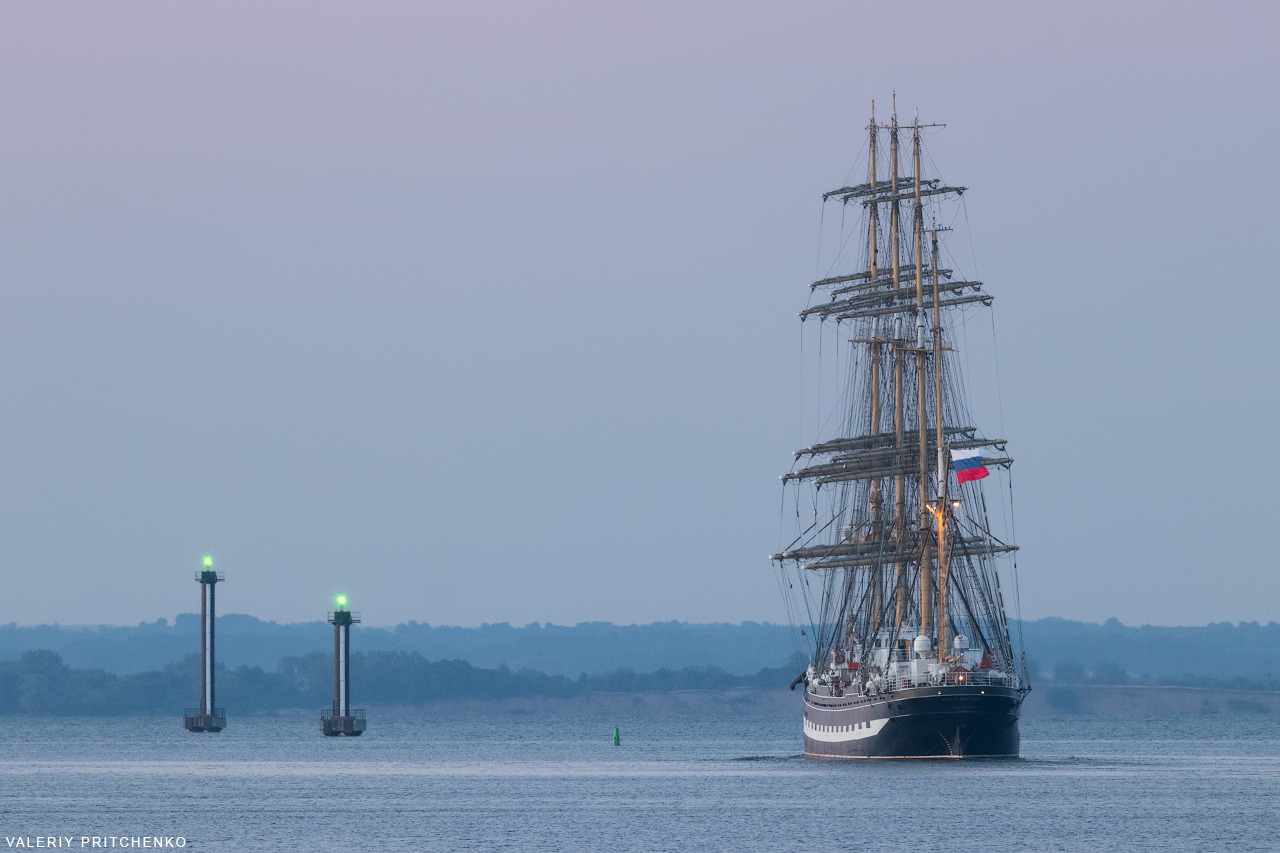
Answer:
890;100;906;631
866;103;884;633
912;118;933;646
930;227;952;660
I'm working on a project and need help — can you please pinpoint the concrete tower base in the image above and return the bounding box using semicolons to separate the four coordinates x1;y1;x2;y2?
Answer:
183;710;226;732
321;711;366;736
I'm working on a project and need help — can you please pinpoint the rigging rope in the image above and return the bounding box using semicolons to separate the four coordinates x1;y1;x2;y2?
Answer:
777;128;1024;678
985;301;1025;662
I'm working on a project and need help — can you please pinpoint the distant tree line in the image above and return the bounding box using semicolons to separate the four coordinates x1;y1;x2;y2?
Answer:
1038;659;1280;693
0;617;800;677
1020;617;1280;681
6;616;1280;682
0;649;810;716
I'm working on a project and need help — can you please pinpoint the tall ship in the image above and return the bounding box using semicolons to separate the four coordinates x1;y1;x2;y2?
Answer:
773;100;1029;759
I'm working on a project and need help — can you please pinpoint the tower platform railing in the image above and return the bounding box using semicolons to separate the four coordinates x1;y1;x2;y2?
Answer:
320;709;365;720
325;611;362;622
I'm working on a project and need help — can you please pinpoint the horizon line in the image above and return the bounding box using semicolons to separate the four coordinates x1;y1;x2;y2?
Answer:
2;614;1278;631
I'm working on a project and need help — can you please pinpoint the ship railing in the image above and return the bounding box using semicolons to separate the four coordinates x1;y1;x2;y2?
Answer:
877;670;1008;692
820;668;1016;698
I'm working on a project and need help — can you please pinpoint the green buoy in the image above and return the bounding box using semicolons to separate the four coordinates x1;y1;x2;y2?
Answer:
613;727;620;746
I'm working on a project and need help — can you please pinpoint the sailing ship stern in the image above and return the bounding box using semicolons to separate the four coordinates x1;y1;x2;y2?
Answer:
804;684;1022;759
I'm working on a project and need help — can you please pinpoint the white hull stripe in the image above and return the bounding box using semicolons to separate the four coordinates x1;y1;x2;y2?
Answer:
804;716;889;743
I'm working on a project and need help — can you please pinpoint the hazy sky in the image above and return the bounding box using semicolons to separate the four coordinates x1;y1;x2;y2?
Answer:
0;2;1276;628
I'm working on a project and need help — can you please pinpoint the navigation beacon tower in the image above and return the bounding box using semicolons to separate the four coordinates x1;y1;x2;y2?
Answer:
183;556;226;733
321;596;367;736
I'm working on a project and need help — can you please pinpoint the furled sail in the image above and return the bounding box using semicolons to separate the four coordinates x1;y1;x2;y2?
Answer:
773;103;1025;695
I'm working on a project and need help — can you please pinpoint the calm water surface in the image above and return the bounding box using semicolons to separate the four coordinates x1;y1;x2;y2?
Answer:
2;709;1278;851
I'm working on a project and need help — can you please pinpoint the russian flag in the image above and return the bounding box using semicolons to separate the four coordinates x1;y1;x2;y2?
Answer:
951;447;989;484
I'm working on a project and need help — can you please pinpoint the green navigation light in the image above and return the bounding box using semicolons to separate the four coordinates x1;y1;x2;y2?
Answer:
203;556;213;567
336;595;347;607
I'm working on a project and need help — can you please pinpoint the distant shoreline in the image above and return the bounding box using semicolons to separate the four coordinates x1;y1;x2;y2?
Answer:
5;616;1280;687
5;684;1277;718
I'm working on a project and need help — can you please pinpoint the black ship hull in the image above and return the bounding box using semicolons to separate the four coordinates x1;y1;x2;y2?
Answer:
804;684;1022;759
